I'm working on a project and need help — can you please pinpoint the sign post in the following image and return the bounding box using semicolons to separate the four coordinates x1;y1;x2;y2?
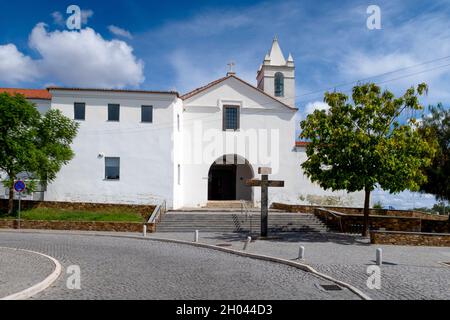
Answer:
14;180;26;229
246;167;284;237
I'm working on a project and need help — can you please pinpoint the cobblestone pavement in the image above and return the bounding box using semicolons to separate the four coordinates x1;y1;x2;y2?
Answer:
0;231;359;300
0;247;55;298
148;231;450;300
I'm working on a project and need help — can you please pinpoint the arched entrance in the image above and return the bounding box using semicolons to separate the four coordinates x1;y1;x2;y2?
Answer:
208;155;254;201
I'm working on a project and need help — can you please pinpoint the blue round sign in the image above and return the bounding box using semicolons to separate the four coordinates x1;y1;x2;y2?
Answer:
14;180;26;193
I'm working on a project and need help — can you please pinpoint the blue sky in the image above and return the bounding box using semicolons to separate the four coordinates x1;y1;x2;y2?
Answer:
1;0;449;209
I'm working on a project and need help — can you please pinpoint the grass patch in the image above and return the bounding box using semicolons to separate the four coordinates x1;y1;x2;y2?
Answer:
0;207;144;222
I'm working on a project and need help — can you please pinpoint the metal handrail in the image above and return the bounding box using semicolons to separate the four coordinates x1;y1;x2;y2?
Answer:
317;208;344;232
148;200;167;225
241;200;253;235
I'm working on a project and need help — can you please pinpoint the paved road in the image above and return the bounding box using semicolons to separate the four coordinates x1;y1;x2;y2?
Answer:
0;231;359;300
0;247;54;298
149;231;450;300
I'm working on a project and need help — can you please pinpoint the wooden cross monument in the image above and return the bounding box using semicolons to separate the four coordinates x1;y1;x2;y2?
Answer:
246;167;284;237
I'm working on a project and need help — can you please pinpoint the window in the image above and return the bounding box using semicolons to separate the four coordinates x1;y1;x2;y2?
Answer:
108;104;120;121
223;105;240;131
105;157;120;180
274;72;284;97
74;102;85;120
141;105;153;123
177;114;180;132
178;164;181;185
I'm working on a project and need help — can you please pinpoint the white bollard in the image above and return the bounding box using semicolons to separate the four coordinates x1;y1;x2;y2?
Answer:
376;248;382;266
194;230;199;243
243;236;252;250
143;225;147;237
298;246;305;260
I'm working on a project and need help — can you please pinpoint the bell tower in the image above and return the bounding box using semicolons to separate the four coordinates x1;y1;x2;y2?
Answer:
257;37;295;108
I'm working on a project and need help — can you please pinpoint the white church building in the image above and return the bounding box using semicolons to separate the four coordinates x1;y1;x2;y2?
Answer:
1;39;363;209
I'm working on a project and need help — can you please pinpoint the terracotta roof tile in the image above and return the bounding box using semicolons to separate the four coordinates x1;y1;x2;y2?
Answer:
0;88;52;100
295;141;310;147
47;87;179;97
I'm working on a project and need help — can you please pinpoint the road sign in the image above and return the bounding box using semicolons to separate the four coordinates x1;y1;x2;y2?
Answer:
14;180;26;193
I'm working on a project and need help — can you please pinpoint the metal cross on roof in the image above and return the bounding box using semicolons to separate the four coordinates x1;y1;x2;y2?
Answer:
227;61;235;73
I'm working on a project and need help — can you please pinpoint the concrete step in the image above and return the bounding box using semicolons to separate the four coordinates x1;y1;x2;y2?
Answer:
155;212;329;233
205;201;253;209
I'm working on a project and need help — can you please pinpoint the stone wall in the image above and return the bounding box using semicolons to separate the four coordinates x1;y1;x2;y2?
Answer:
0;199;155;220
271;202;448;221
0;219;151;233
370;231;450;247
313;208;422;233
272;203;449;234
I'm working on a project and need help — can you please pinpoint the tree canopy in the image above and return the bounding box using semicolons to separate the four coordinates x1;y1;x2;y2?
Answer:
418;103;449;201
0;92;79;213
300;83;436;236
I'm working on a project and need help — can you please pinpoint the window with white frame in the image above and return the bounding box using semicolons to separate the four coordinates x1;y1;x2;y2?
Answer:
223;105;240;131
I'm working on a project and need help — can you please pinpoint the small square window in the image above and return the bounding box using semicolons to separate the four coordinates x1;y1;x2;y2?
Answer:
74;103;85;120
108;104;120;121
141;105;153;123
105;157;120;180
223;105;240;131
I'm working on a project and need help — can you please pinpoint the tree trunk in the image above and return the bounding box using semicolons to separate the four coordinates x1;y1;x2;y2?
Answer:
362;189;371;237
7;178;14;215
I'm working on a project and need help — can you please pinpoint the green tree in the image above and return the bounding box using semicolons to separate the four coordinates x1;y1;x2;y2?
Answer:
0;93;78;214
300;83;436;236
418;104;449;201
373;201;383;209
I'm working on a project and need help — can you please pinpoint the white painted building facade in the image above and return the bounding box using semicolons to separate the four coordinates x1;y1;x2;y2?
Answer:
1;39;364;208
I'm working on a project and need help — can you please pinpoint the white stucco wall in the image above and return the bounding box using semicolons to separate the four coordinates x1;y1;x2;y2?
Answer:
180;77;364;208
0;78;363;209
44;89;179;206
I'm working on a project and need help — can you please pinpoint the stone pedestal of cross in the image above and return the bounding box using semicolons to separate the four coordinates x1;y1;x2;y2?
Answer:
246;167;284;237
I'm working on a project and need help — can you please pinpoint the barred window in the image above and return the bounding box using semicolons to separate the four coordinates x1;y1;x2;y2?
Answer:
223;106;240;131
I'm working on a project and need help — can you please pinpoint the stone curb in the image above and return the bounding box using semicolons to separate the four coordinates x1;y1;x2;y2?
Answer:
0;229;371;300
0;246;62;300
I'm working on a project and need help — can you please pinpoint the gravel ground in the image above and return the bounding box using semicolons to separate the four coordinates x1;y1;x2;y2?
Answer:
0;246;55;298
0;231;359;300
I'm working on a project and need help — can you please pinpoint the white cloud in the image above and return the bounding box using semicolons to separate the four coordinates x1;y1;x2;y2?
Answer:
51;9;94;27
339;53;417;80
108;25;133;39
27;23;144;88
372;189;438;210
51;11;64;26
81;9;94;25
169;50;223;93
0;24;144;88
0;44;38;84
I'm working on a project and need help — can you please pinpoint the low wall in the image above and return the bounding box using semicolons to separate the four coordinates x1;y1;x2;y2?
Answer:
0;219;152;233
272;203;449;234
271;203;448;220
370;231;450;247
313;208;422;233
0;199;155;220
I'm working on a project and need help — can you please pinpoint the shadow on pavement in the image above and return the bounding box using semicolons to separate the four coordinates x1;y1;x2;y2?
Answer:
201;231;370;246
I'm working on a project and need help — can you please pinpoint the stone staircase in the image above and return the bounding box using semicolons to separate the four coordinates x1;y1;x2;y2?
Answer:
155;211;328;233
